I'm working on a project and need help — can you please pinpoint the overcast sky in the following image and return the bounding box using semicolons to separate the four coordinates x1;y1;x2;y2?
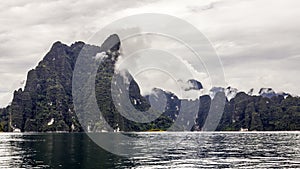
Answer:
1;0;300;107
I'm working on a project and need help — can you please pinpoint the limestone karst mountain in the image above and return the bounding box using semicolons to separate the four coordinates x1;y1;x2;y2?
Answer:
0;35;299;132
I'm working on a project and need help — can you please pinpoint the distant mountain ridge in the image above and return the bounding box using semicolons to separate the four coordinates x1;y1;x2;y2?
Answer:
0;35;299;132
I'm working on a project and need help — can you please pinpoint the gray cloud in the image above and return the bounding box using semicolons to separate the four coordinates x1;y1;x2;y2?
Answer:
184;0;300;95
0;0;157;107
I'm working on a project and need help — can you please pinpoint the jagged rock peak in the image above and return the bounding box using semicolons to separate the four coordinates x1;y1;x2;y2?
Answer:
259;88;276;98
185;79;203;91
70;41;85;48
50;41;68;50
46;41;69;61
50;41;85;53
209;86;238;101
259;88;274;94
100;34;121;52
248;88;254;95
225;86;238;101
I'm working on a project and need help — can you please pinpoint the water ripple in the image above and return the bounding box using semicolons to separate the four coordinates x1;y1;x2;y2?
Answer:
0;132;299;168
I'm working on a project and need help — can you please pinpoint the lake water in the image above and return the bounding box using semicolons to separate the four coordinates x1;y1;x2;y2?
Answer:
0;132;299;168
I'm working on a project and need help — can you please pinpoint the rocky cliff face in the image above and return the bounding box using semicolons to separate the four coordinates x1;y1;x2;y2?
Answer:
7;41;85;132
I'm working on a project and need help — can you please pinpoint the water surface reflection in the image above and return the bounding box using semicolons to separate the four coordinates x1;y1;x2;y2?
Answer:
0;132;299;168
